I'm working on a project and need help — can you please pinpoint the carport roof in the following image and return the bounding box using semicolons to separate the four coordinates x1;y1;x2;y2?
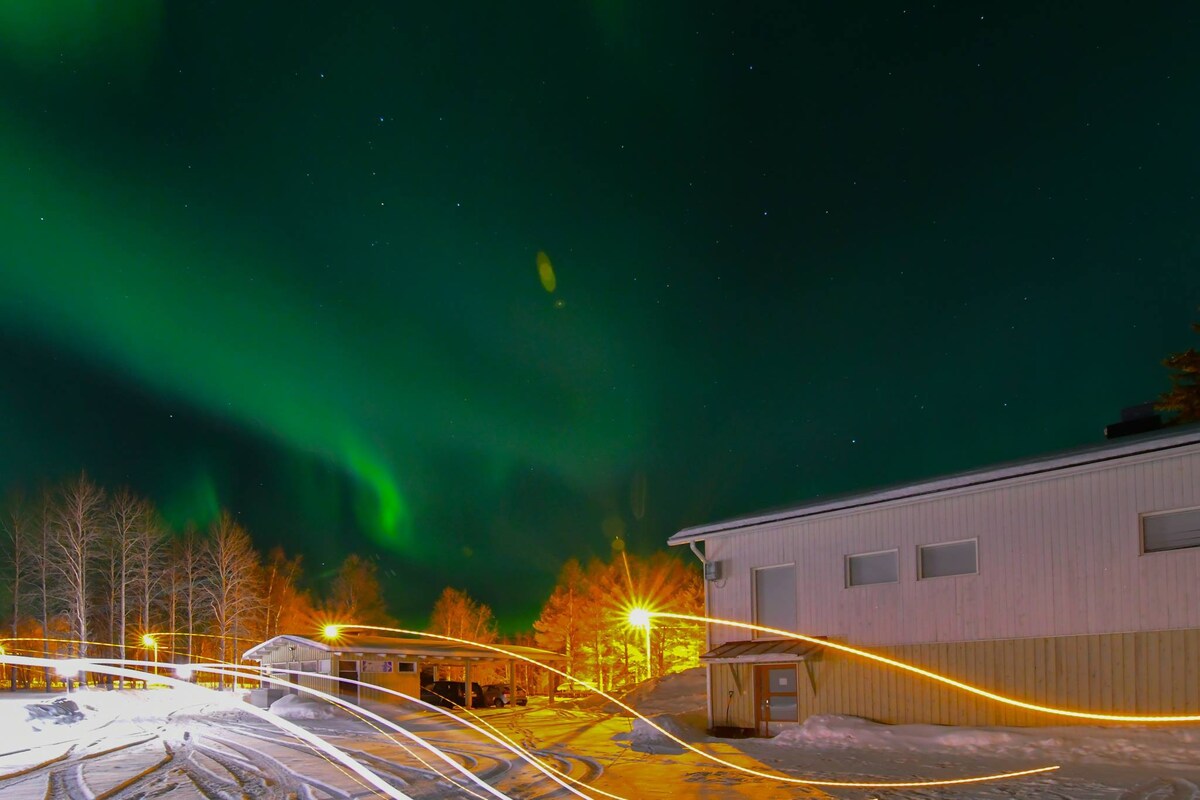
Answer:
243;634;564;664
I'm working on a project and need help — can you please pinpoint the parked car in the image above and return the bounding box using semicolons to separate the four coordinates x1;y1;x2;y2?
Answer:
421;680;486;709
482;683;528;707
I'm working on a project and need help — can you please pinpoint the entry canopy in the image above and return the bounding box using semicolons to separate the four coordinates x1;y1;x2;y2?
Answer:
700;638;824;664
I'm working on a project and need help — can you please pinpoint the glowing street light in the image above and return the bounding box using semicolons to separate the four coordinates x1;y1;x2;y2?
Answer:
322;624;342;640
141;634;158;680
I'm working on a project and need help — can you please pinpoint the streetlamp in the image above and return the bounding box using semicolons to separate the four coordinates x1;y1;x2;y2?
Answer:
141;634;158;684
628;608;653;681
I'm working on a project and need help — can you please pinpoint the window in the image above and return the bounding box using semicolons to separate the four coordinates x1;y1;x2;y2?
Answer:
1142;508;1200;553
753;564;796;637
396;662;416;673
846;549;898;587
918;539;978;579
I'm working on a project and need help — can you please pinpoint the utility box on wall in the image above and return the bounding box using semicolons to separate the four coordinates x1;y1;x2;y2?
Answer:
704;560;722;581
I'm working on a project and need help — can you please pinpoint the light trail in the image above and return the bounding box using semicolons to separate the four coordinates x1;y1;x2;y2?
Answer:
0;654;415;800
654;612;1200;724
189;665;520;800
228;666;601;800
327;624;1059;789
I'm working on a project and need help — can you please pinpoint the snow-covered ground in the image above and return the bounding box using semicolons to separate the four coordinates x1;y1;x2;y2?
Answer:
0;671;1198;799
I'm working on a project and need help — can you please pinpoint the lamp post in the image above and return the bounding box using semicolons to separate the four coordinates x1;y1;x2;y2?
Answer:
141;634;158;684
628;608;653;681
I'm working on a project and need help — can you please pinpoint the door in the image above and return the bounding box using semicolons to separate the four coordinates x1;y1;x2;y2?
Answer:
755;664;798;736
338;660;359;704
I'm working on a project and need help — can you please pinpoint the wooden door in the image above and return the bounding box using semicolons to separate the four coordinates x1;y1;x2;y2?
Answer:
755;664;798;736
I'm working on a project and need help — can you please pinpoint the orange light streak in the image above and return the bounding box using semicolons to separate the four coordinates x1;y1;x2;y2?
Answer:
655;612;1200;724
332;624;1059;790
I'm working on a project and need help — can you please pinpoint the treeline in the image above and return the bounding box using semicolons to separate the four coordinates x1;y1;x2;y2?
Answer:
2;474;706;692
0;473;391;688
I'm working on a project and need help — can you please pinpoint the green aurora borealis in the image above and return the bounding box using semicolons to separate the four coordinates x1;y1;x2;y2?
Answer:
2;3;1199;628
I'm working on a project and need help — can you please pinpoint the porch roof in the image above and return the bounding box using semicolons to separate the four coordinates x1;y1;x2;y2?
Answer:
700;638;824;664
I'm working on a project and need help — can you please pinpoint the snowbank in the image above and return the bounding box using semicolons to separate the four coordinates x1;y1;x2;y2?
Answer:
612;713;704;753
772;715;1200;766
618;667;707;715
269;693;338;720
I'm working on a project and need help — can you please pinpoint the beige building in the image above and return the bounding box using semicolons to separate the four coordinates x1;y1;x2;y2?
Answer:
670;427;1200;735
243;633;562;707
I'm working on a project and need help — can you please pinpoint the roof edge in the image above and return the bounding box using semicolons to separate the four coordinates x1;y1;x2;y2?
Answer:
670;426;1200;544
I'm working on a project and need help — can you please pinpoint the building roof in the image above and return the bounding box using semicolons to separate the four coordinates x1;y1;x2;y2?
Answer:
670;425;1200;544
242;633;564;663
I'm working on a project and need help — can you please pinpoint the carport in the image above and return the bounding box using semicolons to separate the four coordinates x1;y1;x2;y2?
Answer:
243;633;565;708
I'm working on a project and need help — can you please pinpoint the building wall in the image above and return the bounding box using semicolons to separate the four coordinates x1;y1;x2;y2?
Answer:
705;445;1200;648
357;660;420;704
260;642;337;697
709;628;1200;729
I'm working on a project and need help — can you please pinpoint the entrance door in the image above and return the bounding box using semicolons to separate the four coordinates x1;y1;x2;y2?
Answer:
755;664;798;736
338;660;359;704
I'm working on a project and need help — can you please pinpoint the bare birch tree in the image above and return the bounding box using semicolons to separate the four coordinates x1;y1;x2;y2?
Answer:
205;513;261;689
429;586;498;644
130;504;167;647
174;526;208;665
107;489;146;687
51;474;105;659
261;546;312;639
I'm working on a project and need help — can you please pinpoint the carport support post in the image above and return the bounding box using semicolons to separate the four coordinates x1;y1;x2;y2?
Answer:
463;659;472;709
507;660;515;707
548;664;555;706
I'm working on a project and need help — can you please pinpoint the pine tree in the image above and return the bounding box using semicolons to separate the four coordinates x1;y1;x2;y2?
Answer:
1157;317;1200;424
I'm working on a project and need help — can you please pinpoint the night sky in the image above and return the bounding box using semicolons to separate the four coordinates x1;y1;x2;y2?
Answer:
2;3;1198;630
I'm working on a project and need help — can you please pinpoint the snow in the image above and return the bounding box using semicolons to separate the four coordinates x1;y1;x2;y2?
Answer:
0;670;1198;799
268;693;339;720
772;714;1200;767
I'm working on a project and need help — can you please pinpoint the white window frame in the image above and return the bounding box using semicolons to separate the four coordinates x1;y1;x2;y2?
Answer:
1140;505;1200;555
917;538;979;580
845;548;899;588
751;563;796;639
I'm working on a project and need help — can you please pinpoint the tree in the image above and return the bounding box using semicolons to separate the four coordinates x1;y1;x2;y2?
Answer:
1158;316;1200;424
327;554;392;625
106;489;147;685
1;491;30;690
428;587;498;644
29;489;59;688
172;526;209;664
130;503;168;648
51;474;105;659
261;546;314;637
204;513;261;688
533;559;588;678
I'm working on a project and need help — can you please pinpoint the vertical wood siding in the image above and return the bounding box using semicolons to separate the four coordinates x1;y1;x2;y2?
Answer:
709;628;1200;729
786;628;1200;727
